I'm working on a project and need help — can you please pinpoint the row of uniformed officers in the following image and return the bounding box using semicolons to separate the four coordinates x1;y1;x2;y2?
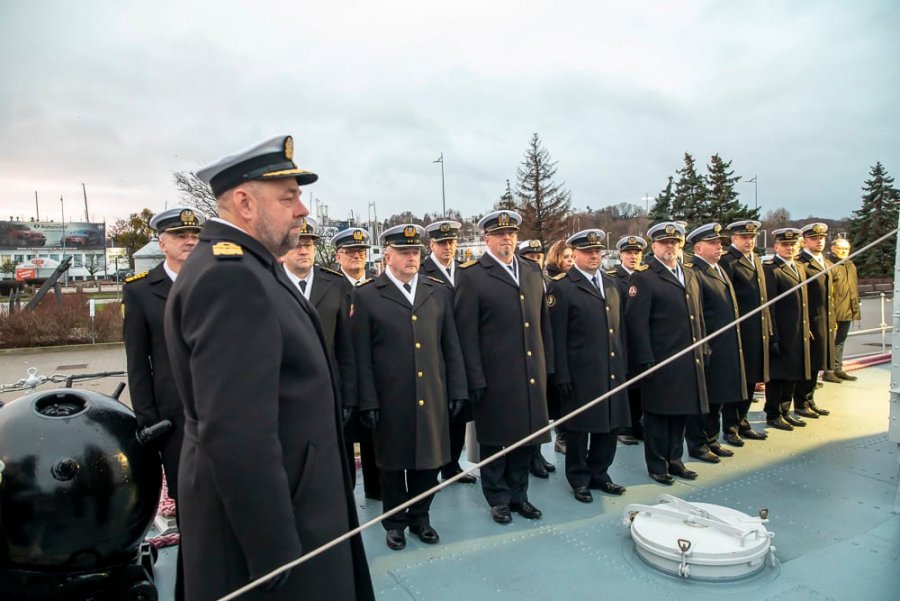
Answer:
122;135;853;601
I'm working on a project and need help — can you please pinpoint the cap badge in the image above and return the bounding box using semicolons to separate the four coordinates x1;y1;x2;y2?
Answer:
440;223;450;233
587;232;600;245
498;212;511;227
403;225;417;238
665;224;675;235
179;209;197;225
352;230;365;242
628;236;637;245
529;239;541;249
713;224;721;233
813;224;826;235
284;136;294;161
785;231;795;239
746;223;758;233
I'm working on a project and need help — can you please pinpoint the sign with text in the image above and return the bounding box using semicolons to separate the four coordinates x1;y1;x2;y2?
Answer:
0;221;105;251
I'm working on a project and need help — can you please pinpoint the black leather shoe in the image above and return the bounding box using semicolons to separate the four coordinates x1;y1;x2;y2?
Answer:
835;370;858;381
723;433;745;447
409;524;440;544
767;417;794;431
510;500;543;519
709;445;734;458
649;473;674;485
671;467;698;480
810;405;830;416
540;454;557;472
618;434;640;445
822;372;843;384
573;486;593;503
491;504;512;524
740;429;768;440
529;457;549;479
597;481;626;495
794;408;819;419
784;415;806;427
689;450;721;463
386;529;406;550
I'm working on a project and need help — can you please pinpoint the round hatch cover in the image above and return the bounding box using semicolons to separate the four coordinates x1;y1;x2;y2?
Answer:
623;494;776;580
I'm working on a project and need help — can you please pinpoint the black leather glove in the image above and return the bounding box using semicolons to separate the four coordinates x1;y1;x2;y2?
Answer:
341;407;354;426
769;341;781;357
359;409;380;430
556;382;574;397
639;362;655;382
468;387;486;405
449;399;466;419
260;568;292;592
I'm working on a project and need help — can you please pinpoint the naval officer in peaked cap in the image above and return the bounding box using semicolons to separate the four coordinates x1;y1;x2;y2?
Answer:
454;209;553;524
329;225;382;500
683;223;747;464
625;222;709;485
420;219;477;484
164;135;373;601
719;220;771;446
548;229;630;503
351;223;467;550
609;234;648;445
123;206;204;601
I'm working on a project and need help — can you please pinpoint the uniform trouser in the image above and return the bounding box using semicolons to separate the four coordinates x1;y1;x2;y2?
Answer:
643;413;688;475
442;417;468;477
622;387;644;439
722;382;757;436
834;320;851;371
479;444;533;506
793;378;816;410
346;430;381;498
685;403;722;454
565;431;617;489
765;380;796;420
381;468;439;531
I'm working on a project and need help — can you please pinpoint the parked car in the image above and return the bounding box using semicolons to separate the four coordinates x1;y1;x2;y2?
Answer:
64;229;102;247
0;223;45;247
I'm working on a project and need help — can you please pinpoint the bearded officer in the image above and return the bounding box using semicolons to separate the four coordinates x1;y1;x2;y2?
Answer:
719;220;771;445
625;222;709;485
282;217;359;483
763;228;812;431
123;206;203;601
420;219;477;484
352;224;467;550
610;235;647;445
455;210;553;524
330;227;381;500
794;222;836;419
549;229;629;503
164;135;373;601
684;224;747;463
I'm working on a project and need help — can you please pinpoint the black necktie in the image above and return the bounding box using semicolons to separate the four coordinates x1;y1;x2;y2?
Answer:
403;282;412;293
299;280;307;294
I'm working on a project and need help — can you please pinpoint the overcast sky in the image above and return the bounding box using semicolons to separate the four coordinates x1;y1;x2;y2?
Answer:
1;0;897;226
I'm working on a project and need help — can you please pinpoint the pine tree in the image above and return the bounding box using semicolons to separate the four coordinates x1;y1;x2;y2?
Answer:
515;134;572;246
649;177;674;222
705;154;759;225
494;179;518;210
670;153;707;229
848;161;900;278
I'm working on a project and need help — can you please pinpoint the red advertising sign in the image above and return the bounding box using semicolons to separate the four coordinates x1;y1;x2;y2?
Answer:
15;268;36;280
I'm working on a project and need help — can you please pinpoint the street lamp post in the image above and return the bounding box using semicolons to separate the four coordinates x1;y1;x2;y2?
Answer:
60;195;68;287
747;175;758;211
433;153;446;217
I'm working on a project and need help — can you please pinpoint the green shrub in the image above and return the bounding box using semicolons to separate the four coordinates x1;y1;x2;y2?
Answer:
0;292;123;348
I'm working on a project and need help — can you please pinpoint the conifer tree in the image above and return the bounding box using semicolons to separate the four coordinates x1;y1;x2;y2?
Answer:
649;177;674;222
706;154;760;225
515;133;572;245
493;179;518;210
848;161;900;277
670;153;707;228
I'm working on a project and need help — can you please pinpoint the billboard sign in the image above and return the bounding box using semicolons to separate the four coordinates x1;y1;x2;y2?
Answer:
0;221;105;250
